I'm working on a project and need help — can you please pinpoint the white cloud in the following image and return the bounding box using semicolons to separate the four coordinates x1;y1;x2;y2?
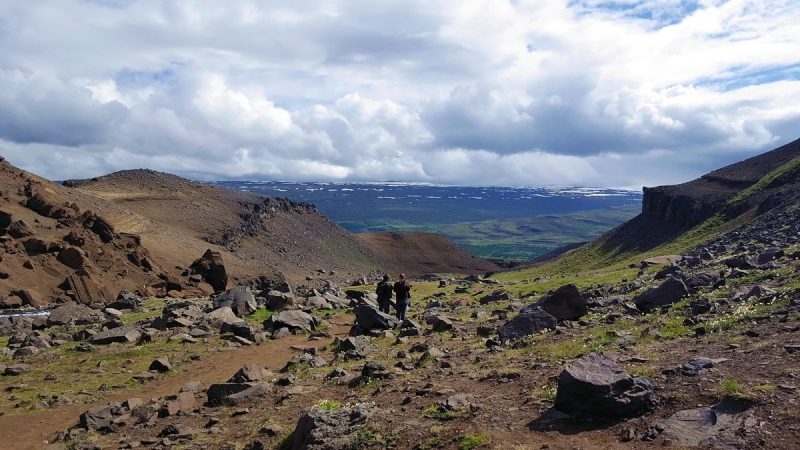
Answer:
0;0;798;188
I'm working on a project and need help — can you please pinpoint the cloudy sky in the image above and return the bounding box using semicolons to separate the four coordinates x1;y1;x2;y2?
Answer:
0;0;798;189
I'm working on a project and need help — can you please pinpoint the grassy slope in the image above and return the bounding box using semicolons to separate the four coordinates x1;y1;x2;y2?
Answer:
355;205;640;260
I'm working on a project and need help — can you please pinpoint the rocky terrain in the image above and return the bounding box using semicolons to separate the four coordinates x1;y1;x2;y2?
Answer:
0;139;800;450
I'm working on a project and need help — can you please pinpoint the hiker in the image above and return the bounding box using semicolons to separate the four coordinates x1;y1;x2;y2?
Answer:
375;274;393;314
393;273;412;321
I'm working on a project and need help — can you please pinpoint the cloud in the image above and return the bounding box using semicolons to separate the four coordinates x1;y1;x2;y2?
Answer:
0;0;798;188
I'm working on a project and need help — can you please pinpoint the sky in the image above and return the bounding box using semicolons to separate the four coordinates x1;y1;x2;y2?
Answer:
0;0;799;189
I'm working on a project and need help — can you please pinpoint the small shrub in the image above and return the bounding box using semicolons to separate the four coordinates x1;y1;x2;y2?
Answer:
313;399;342;410
422;405;457;421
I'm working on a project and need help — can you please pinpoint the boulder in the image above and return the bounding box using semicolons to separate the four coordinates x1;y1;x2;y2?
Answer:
264;290;297;310
107;290;142;310
207;383;273;406
80;405;114;431
497;306;557;343
535;284;587;320
163;392;195;416
683;272;719;293
354;306;398;330
292;403;376;450
66;273;109;305
190;249;228;292
757;247;784;265
305;296;332;310
58;247;87;270
91;325;142;345
213;286;257;316
654;265;682;280
149;356;171;373
267;310;316;332
47;304;103;326
0;296;23;309
8;220;35;238
634;277;689;311
554;353;657;417
207;307;239;327
4;364;32;375
229;364;270;383
14;289;46;308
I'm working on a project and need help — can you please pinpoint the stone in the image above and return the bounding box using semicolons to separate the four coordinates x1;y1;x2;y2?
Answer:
229;364;269;383
292;403;376;450
149;356;171;373
190;249;228;292
683;273;720;293
91;325;142;345
678;358;714;376
429;315;454;332
163;392;195;416
266;310;316;332
8;220;35;238
306;295;332;310
757;247;784;265
5;364;32;375
107;290;142;310
0;295;23;309
207;306;239;327
657;399;755;448
354;305;399;330
207;383;273;406
361;361;389;379
214;286;257;316
497;306;557;343
181;381;207;392
654;265;682;280
15;289;46;308
66;273;109;305
264;290;297;311
554;353;657;417
80;405;114;431
47;305;104;326
444;393;474;411
634;277;689;311
58;247;87;269
535;284;587;320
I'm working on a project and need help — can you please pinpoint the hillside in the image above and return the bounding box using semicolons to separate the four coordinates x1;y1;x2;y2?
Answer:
547;137;800;271
356;232;501;276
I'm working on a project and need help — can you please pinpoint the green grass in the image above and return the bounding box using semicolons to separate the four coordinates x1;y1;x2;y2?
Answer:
313;399;342;410
459;433;487;450
422;405;458;421
728;155;800;207
246;308;274;325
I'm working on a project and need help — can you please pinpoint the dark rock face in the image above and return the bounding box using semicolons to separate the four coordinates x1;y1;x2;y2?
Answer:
535;284;587;320
213;286;257;316
554;353;657;417
497;306;557;343
264;290;297;311
354;306;398;330
292;403;376;450
634;277;690;311
8;220;35;238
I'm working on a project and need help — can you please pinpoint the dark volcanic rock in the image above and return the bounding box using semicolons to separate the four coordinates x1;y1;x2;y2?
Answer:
497;306;557;343
634;277;690;311
108;290;143;310
190;249;228;292
80;405;114;431
554;353;657;417
535;284;587;320
683;272;719;293
354;306;399;330
657;399;755;448
207;383;272;406
292;403;376;450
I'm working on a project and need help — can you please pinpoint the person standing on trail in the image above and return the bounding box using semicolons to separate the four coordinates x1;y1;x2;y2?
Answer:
375;274;393;314
393;273;412;321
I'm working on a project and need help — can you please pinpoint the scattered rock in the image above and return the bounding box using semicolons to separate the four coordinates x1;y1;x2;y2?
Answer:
292;403;376;450
497;306;557;343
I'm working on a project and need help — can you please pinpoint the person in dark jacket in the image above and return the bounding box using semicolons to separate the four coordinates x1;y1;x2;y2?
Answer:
393;273;412;321
375;274;393;314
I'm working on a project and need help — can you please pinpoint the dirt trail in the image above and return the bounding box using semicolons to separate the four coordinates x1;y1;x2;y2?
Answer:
0;325;349;450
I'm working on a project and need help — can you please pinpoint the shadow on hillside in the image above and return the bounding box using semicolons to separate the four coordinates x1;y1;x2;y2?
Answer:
594;214;686;256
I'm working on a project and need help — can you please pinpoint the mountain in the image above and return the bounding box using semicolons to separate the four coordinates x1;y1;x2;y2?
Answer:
552;137;800;269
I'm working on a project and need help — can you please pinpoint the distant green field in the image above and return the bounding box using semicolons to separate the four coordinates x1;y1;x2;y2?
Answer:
355;204;640;260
